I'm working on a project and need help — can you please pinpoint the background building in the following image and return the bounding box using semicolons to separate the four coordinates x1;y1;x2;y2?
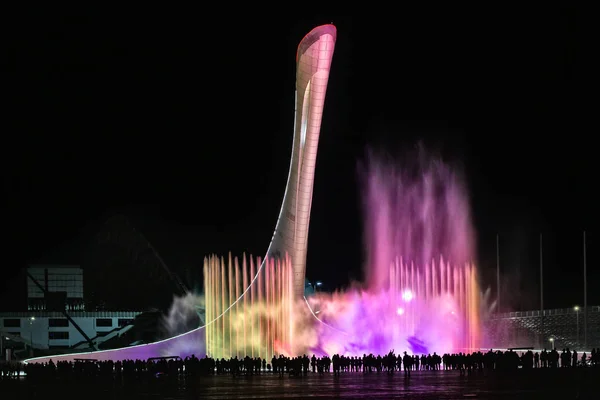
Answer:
0;262;147;361
0;214;196;361
27;265;85;311
0;311;138;353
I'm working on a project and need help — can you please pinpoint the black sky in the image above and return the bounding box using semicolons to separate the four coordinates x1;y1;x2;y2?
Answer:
3;10;596;311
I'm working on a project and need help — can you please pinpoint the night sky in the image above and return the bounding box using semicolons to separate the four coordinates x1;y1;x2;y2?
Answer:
3;10;595;311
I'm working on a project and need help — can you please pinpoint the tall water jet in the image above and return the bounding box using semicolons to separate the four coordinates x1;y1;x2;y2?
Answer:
362;148;480;351
303;148;481;355
204;253;294;360
362;148;475;292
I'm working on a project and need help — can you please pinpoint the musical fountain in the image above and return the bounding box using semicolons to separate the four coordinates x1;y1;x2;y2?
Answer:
199;148;481;358
24;24;483;365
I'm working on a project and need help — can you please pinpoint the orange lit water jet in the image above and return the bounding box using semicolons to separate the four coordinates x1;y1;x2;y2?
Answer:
203;253;294;360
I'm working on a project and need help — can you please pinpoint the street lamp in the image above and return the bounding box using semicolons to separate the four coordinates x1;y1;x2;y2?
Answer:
574;306;580;348
549;337;555;350
314;281;322;293
29;317;36;356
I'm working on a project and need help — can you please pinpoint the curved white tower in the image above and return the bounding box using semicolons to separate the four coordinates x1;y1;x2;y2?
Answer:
267;25;337;297
22;25;338;366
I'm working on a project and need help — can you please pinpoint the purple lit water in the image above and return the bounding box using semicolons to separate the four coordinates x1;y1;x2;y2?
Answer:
300;149;481;355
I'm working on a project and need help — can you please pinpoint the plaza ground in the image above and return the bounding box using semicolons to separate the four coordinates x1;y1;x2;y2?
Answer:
1;367;598;399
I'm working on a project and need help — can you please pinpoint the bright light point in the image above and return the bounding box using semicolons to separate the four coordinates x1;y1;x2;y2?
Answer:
401;289;414;302
315;310;320;314
316;281;323;286
574;305;580;311
549;338;554;342
30;317;35;321
396;307;404;315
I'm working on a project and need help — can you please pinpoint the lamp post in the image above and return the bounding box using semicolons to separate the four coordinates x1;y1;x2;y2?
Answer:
29;317;36;356
549;337;555;350
312;282;323;315
574;306;580;348
314;281;322;293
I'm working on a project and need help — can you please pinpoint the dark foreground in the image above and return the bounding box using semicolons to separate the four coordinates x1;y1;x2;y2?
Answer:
1;369;598;399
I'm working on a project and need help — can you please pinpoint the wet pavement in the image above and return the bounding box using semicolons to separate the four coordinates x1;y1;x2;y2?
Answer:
2;369;598;399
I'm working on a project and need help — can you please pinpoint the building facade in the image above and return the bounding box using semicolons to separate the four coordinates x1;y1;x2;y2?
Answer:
0;311;139;352
27;265;85;311
1;264;143;360
267;24;337;297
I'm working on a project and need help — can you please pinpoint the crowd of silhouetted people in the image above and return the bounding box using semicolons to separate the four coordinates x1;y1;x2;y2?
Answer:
1;348;598;382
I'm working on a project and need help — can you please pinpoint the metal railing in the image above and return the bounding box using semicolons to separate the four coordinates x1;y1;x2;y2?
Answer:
491;306;600;320
0;311;141;318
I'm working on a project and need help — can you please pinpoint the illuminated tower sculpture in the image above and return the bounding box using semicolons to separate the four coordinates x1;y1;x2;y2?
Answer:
266;25;337;297
20;24;338;366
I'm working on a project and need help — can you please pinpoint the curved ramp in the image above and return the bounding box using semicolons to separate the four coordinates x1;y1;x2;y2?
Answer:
24;327;205;364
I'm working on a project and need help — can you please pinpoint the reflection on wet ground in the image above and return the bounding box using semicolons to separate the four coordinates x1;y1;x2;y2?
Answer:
2;369;598;399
